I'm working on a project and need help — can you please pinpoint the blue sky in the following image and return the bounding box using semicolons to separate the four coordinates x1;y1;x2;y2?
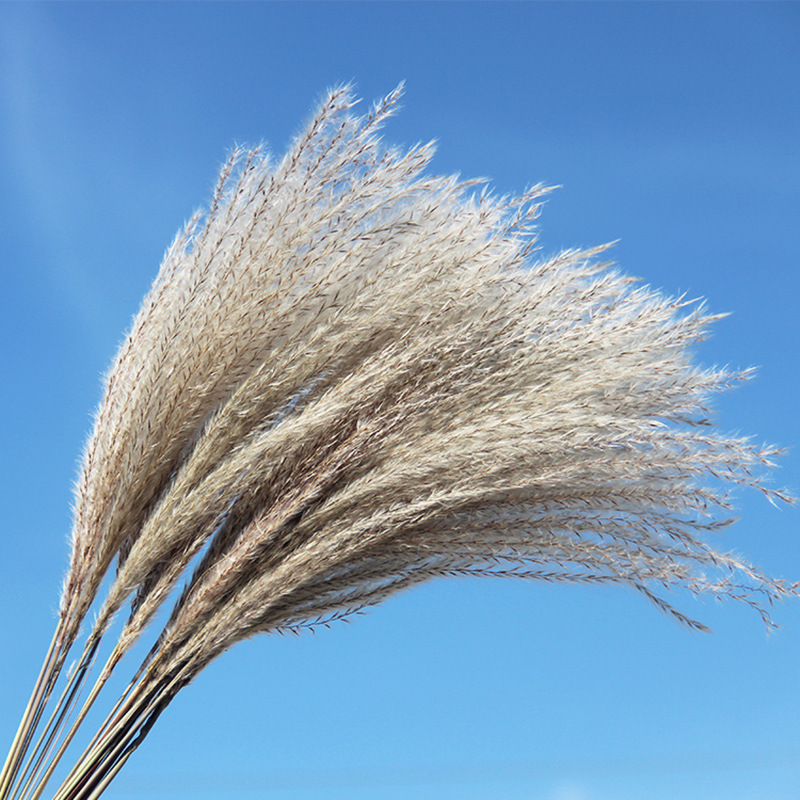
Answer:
1;4;798;800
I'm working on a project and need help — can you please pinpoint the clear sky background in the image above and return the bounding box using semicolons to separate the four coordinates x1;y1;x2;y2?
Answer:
0;4;798;800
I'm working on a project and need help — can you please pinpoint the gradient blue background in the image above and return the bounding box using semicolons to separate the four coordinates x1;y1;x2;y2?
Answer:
1;4;798;799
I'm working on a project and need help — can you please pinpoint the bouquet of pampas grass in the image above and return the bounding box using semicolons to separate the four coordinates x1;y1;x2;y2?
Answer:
0;86;794;800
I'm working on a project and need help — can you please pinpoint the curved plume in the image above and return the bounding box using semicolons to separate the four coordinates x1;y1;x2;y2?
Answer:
1;86;794;800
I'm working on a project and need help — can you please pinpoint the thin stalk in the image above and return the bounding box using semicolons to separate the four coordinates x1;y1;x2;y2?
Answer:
0;625;64;799
69;690;172;800
48;676;170;800
67;666;142;775
81;750;132;800
16;639;105;800
24;639;143;800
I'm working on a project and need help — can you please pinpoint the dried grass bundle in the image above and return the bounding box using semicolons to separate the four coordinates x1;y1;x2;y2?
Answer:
1;86;794;800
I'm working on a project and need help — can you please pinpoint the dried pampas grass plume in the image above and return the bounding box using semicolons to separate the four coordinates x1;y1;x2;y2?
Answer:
1;85;795;800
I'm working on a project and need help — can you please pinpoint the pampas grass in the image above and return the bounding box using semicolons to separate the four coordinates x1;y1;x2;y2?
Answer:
1;85;794;800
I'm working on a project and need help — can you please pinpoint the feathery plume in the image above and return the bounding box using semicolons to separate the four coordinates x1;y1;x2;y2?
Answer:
1;85;794;800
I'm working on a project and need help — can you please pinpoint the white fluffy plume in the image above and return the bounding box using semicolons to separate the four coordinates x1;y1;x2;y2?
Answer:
1;86;793;800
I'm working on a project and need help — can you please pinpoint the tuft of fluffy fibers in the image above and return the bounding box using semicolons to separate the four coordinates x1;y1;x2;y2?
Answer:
1;85;794;800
